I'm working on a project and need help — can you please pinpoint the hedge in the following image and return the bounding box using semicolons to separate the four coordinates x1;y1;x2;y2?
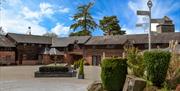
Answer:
78;59;84;75
39;66;69;73
144;50;171;87
101;58;127;91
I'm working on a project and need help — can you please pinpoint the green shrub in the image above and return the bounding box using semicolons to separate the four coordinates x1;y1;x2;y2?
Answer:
144;50;171;87
78;59;84;75
125;47;145;77
101;58;127;91
39;66;69;72
73;60;81;69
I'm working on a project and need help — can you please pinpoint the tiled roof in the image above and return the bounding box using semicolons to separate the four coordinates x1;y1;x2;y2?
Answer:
0;35;15;47
52;36;91;47
4;32;180;46
85;35;127;45
86;32;180;45
7;33;52;44
127;32;180;44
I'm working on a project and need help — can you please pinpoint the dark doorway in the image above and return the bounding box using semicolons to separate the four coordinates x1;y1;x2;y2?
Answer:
92;55;101;66
71;54;83;64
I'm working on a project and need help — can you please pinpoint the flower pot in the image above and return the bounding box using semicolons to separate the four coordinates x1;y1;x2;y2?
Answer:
78;74;84;79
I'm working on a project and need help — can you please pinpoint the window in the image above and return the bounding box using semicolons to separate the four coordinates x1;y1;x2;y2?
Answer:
92;46;96;49
25;53;38;60
106;45;114;48
145;44;148;49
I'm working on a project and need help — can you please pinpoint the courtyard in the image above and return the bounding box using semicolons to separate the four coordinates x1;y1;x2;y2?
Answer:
0;66;101;91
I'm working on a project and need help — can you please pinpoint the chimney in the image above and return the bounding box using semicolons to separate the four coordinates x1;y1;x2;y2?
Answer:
28;26;31;35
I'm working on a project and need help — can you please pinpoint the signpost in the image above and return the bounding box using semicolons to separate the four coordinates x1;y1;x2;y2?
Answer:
151;19;163;23
136;24;144;27
136;0;153;51
137;11;150;16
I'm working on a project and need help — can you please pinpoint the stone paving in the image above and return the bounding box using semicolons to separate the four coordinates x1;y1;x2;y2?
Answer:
0;66;101;91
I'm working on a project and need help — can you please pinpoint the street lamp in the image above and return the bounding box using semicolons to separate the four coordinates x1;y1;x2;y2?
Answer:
147;0;153;51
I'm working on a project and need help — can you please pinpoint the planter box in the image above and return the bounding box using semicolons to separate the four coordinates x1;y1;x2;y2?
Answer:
78;74;84;79
34;71;77;77
123;75;146;91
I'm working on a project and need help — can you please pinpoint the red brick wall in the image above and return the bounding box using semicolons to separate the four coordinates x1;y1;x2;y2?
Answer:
0;51;15;64
84;49;124;65
21;60;37;65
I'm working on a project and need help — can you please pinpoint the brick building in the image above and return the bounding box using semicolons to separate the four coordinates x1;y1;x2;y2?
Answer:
0;32;180;65
156;16;175;33
0;35;16;65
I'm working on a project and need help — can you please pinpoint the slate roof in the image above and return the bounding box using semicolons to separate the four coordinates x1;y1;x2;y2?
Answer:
0;35;15;47
127;32;180;44
52;36;91;47
86;32;180;45
7;33;52;44
85;35;127;45
3;32;180;47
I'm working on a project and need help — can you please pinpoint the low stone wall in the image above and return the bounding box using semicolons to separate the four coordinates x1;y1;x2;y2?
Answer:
34;71;77;77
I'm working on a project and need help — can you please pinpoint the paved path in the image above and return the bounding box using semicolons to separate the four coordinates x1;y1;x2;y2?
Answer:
0;66;101;91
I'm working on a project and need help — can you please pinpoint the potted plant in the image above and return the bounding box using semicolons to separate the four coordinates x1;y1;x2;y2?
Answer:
78;59;84;79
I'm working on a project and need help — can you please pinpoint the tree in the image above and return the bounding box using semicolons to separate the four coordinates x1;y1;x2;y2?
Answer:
43;32;58;38
0;27;6;35
70;2;97;36
99;16;125;35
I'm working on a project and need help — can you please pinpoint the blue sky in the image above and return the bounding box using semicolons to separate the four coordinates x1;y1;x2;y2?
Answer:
1;0;180;37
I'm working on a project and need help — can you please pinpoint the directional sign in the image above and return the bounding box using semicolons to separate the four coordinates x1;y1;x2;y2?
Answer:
136;24;143;27
137;11;150;16
151;19;163;23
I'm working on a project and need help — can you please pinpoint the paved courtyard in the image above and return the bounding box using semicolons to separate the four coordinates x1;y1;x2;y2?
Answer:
0;66;101;91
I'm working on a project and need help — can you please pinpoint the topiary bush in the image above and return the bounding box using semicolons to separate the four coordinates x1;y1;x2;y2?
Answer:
78;59;85;79
144;50;171;87
101;58;127;91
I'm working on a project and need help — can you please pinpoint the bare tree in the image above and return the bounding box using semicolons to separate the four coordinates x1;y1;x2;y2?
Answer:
0;27;6;35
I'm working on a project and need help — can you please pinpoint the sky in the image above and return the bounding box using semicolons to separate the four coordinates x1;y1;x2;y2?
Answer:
0;0;180;37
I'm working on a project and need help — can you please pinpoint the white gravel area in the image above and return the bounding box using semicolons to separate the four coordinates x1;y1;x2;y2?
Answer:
0;66;101;91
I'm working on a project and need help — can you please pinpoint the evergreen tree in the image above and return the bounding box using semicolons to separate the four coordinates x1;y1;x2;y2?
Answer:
70;2;97;36
99;16;125;35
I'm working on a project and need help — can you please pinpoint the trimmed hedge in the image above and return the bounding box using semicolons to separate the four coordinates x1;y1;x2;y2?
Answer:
101;58;127;91
78;59;84;75
144;50;171;87
39;66;69;73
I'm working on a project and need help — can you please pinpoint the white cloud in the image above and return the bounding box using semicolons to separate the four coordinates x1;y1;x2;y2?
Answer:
151;23;159;31
59;6;70;13
22;7;40;20
1;8;47;35
1;1;71;36
0;1;49;35
51;23;70;37
122;27;146;34
39;3;54;16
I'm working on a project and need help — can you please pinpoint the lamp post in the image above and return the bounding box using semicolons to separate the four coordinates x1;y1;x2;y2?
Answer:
147;0;153;51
